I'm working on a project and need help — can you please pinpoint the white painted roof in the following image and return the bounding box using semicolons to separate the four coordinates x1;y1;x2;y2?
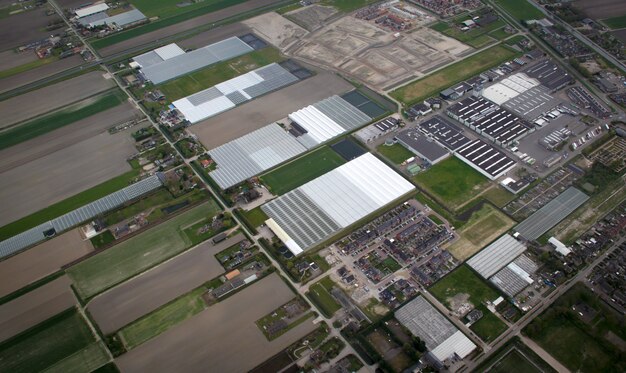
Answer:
467;234;527;278
154;44;185;60
431;330;477;361
75;3;108;18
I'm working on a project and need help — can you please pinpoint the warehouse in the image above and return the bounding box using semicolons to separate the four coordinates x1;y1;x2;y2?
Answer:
455;139;516;180
514;187;589;241
467;234;527;279
262;153;415;255
524;60;574;92
133;37;255;84
416;116;471;151
481;73;540;105
208;123;307;189
395;129;450;165
502;86;561;121
447;96;532;146
173;63;300;123
79;8;146;29
490;254;538;297
354;116;400;143
395;296;476;364
74;3;109;18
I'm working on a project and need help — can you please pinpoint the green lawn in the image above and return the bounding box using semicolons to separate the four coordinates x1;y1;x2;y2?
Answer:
495;0;544;21
242;206;269;228
0;167;140;241
119;287;207;349
0;56;58;79
0;89;127;151
321;0;378;12
67;201;221;300
489;27;513;40
391;45;519;105
0;309;97;373
602;15;626;29
434;19;506;48
413;157;489;211
470;305;508;343
376;143;414;164
487;349;543;373
483;186;515;207
158;47;283;100
429;265;500;309
261;147;346;195
307;277;341;318
43;342;110;373
90;231;115;249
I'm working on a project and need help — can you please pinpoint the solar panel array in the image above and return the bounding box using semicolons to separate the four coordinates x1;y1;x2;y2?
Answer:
514;187;589;240
138;37;254;84
455;139;516;180
0;175;163;259
173;63;299;124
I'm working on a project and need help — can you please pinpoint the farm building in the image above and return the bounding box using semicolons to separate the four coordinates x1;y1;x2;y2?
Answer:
395;296;476;364
395;129;449;165
262;153;414;255
514;187;589;241
467;234;527;279
455;139;516;180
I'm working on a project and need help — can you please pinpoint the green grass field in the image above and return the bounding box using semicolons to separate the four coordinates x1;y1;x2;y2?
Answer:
495;0;544;21
433;19;506;48
0;167;140;241
307;277;341;318
119;287;206;349
489;27;513;40
67;201;221;300
474;337;556;373
602;15;626;29
376;143;414;164
241;206;269;228
158;47;282;100
483;186;515;207
44;342;110;373
391;45;519;104
261;147;346;195
487;349;543;373
321;0;378;12
0;90;127;151
429;265;500;309
413;157;489;211
0;309;98;373
470;305;508;343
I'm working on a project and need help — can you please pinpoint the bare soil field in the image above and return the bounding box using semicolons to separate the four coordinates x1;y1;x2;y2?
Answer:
0;8;60;51
573;0;626;20
190;70;352;149
613;29;626;43
243;12;308;50
88;234;245;334
0;130;135;226
0;102;140;174
0;55;84;94
116;273;316;373
98;0;283;57
283;15;470;90
177;23;252;50
0;275;74;342
0;229;93;298
0;71;114;128
0;50;37;71
56;0;92;9
287;5;338;31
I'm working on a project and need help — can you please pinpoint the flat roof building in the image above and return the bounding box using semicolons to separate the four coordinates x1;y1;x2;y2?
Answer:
395;129;449;165
455;139;516;180
416;115;471;151
467;234;527;278
354;116;400;143
524;60;573;91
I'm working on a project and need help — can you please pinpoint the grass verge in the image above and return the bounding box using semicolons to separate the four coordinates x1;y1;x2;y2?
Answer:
306;276;341;318
376;143;414;164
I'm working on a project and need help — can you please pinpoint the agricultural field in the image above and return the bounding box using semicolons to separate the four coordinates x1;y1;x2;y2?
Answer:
390;45;518;105
602;15;626;29
376;143;414;164
413;157;490;211
0;308;108;373
67;201;221;300
494;0;544;21
260;146;346;195
306;276;341;318
431;17;508;49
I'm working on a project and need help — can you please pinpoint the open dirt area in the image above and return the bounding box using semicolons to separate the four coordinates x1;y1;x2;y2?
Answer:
243;12;308;50
116;273;316;373
278;15;471;90
0;229;93;298
573;0;626;20
177;23;252;50
190;70;353;149
0;8;60;51
98;0;283;57
88;234;245;334
0;55;84;94
0;71;114;128
0;50;37;71
0;275;74;342
0;129;136;227
613;29;626;43
286;5;338;31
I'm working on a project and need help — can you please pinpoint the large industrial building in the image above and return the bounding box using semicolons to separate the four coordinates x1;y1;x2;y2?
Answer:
524;60;574;92
490;254;538;297
514;187;589;241
417;115;471;151
481;73;540;105
262;153;415;255
395;128;450;165
467;234;527;279
455;139;516;180
395;296;476;364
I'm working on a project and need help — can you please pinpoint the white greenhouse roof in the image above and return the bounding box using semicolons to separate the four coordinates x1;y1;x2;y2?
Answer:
431;331;477;361
262;153;414;255
467;234;527;278
75;3;108;18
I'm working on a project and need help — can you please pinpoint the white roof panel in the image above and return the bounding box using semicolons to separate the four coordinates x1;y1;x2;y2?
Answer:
431;331;477;361
154;43;185;60
467;234;527;278
75;3;108;18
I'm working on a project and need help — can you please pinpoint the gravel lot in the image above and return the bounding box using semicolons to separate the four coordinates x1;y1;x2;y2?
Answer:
116;273;316;373
0;229;93;298
88;234;245;334
0;275;74;342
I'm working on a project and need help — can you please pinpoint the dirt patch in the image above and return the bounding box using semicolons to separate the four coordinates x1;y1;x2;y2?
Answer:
116;273;316;373
189;70;353;149
88;234;245;334
447;293;473;317
0;275;74;342
573;0;626;20
0;55;84;94
243;12;308;50
0;71;114;128
612;29;626;43
0;229;93;298
0;7;60;51
287;5;338;31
